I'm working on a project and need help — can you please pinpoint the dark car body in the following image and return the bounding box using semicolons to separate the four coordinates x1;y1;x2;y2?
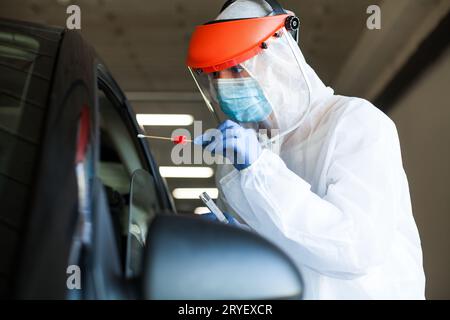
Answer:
0;18;174;299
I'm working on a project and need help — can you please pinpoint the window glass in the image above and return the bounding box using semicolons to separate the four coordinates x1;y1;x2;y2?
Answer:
127;169;159;277
0;26;58;228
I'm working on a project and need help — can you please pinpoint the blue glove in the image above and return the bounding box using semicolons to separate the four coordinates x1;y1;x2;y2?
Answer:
194;120;262;171
200;212;250;231
200;212;238;224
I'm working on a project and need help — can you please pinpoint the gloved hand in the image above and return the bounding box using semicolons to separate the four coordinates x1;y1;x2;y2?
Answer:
200;212;239;225
200;212;249;230
194;120;262;171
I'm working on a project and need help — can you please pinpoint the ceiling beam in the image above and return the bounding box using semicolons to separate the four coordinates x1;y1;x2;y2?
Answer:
375;12;450;112
332;0;450;101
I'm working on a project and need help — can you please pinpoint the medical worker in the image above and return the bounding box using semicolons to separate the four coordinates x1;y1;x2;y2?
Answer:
186;0;425;299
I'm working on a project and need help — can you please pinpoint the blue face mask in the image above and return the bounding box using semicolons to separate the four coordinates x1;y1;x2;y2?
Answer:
214;77;272;123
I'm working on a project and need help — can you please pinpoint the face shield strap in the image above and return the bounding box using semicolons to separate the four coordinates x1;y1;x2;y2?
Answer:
285;16;300;42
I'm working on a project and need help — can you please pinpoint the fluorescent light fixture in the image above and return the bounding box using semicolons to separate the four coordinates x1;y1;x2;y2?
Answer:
136;114;194;126
159;166;214;178
172;188;218;200
194;207;210;215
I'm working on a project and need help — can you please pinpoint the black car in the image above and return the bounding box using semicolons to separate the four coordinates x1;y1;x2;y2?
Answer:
0;18;303;299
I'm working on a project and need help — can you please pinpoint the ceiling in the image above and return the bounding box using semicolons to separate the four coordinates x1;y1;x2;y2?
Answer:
0;0;382;90
1;0;448;213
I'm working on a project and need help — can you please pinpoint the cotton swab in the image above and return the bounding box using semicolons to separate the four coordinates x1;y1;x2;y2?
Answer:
137;134;192;145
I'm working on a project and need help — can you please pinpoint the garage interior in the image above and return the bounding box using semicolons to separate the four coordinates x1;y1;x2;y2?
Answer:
0;0;449;299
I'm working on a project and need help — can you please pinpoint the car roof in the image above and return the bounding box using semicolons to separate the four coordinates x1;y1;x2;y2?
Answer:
0;17;64;37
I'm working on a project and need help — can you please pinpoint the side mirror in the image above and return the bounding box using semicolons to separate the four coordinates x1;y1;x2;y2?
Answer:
141;214;303;299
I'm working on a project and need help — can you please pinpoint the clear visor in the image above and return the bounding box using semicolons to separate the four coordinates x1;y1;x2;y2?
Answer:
189;28;311;141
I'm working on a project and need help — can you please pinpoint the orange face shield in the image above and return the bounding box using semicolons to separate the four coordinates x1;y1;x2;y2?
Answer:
184;1;309;140
186;13;299;74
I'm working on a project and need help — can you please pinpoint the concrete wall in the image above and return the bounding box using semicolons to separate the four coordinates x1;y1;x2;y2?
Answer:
389;47;450;299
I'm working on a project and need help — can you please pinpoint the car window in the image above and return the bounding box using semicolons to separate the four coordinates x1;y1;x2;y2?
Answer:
127;168;159;277
0;25;58;229
97;82;161;275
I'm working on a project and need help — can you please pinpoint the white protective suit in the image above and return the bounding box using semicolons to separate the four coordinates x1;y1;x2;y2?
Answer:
212;0;426;300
